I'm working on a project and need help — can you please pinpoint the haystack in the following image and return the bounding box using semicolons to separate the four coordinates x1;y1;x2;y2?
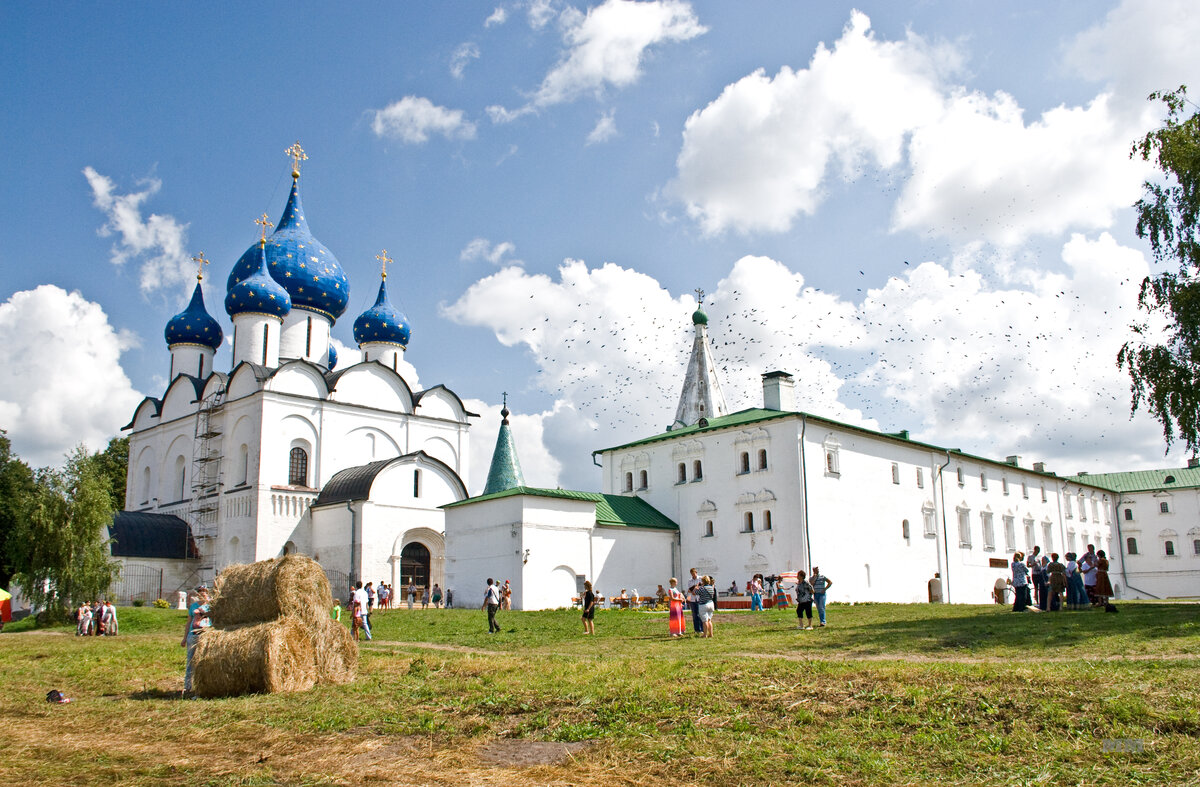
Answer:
210;555;331;628
191;555;357;697
192;617;317;698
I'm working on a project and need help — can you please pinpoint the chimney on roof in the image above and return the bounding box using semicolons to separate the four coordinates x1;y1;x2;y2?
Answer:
1032;461;1046;473
1190;457;1199;469
1076;471;1089;477
762;371;795;411
1006;455;1021;467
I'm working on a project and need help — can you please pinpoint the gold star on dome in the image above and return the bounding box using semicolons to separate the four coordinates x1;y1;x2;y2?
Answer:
285;141;307;178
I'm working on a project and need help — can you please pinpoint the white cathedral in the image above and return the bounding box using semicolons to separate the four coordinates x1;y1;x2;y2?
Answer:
111;146;1197;607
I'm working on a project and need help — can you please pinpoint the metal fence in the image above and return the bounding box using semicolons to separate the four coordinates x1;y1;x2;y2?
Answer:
109;565;165;605
323;568;351;603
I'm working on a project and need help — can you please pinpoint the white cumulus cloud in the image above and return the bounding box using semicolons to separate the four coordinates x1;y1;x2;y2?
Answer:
485;6;508;27
0;285;143;468
83;167;193;295
460;238;520;266
586;110;618;144
371;96;476;144
488;0;705;122
450;42;481;79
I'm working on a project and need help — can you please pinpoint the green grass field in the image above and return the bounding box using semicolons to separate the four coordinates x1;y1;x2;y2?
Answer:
1;602;1197;786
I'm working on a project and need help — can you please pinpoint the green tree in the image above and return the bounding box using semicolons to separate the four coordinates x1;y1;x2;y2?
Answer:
93;436;129;512
8;446;120;618
0;431;35;589
1120;86;1200;454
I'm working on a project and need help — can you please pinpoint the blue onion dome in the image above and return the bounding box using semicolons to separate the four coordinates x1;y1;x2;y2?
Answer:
327;343;338;370
165;281;223;350
226;177;349;321
353;277;411;347
225;242;291;319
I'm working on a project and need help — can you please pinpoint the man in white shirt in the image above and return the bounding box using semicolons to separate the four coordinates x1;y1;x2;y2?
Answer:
484;578;502;633
353;581;372;640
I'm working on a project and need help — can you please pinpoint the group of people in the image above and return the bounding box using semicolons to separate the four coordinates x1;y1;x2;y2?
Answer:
1009;544;1114;612
75;599;118;636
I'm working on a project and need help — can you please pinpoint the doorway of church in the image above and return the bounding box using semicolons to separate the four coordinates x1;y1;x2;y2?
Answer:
400;542;430;592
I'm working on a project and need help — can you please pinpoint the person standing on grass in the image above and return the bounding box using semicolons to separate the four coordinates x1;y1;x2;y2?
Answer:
103;600;117;635
182;586;211;694
794;571;815;630
502;580;513;610
1047;553;1066;611
379;583;390;610
77;602;92;636
696;575;717;638
1010;551;1030;611
750;575;764;612
432;583;442;608
421;585;430;609
366;582;376;613
667;578;686;637
581;580;597;635
350;595;362;640
353;581;372;640
810;567;833;627
1065;553;1086;610
484;578;502;633
1080;546;1098;606
687;568;703;635
1094;550;1115;606
1027;546;1044;609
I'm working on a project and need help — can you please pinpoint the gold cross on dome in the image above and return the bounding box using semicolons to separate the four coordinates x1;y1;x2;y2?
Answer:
255;213;274;243
192;252;210;282
285;141;307;178
376;249;393;279
694;287;705;305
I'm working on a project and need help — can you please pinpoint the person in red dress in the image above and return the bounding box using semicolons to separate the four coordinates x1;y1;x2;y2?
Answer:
667;577;687;637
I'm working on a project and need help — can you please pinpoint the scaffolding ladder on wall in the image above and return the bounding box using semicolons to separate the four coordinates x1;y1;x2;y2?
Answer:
188;388;225;586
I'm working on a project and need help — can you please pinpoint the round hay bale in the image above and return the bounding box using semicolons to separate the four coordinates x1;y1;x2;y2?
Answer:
210;555;331;628
315;616;358;685
192;617;318;698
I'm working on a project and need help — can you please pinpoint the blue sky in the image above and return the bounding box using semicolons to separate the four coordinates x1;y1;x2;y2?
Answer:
2;1;1197;491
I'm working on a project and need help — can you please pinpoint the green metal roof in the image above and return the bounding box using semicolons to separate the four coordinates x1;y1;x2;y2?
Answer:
595;408;794;452
443;486;679;531
1066;466;1200;493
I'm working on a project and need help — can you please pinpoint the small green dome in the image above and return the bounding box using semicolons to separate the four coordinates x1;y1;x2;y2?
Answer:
692;307;708;325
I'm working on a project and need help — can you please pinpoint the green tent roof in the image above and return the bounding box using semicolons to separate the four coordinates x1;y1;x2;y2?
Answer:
443;486;678;531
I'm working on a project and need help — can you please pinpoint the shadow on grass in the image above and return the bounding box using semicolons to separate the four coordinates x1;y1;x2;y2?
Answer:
124;688;186;701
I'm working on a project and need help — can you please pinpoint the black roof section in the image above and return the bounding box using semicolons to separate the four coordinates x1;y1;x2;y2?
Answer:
314;459;394;507
109;511;200;560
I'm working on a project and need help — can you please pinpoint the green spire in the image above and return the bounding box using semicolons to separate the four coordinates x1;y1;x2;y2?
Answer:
483;394;525;495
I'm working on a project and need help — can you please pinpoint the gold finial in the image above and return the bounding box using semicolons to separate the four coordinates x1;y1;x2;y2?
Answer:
192;252;210;282
255;213;274;245
376;249;393;280
285;141;307;178
694;287;705;305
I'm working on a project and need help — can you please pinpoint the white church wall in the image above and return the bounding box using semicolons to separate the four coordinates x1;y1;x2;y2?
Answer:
514;497;595;610
421;435;458;472
1117;489;1200;598
267;362;328;399
445;496;524;608
590;526;675;602
358;506;446;590
329;365;412;413
226;364;263;400
311;502;355;580
415;388;463;421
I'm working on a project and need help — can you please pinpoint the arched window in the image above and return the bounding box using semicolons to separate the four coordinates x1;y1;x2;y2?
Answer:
743;512;754;532
1160;501;1170;513
1124;508;1133;520
764;510;772;530
305;316;313;357
891;463;900;484
238;444;249;486
677;463;686;483
638;470;648;490
198;354;204;377
740;452;750;474
141;466;151;504
704;520;713;537
262;323;269;366
175;455;187;500
1165;540;1175;556
1193;539;1200;555
956;467;964;485
1126;537;1138;555
413;469;422;498
288;447;308;486
757;449;768;471
693;460;703;480
902;519;910;539
624;472;633;492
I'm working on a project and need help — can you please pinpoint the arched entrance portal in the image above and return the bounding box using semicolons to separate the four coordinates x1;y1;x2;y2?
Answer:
400;542;431;589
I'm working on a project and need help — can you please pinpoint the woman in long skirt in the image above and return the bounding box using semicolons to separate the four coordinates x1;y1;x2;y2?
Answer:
667;578;686;637
1094;550;1115;605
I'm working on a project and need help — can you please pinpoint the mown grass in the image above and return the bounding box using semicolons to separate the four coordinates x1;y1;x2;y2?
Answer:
1;602;1196;785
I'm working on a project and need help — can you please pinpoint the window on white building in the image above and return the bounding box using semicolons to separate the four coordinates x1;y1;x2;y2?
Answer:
1041;484;1047;503
624;472;633;492
1160;501;1170;514
1193;538;1200;555
1067;529;1077;554
238;444;249;486
693;460;703;481
1166;540;1176;556
1002;478;1009;495
1079;494;1087;521
1003;515;1015;552
916;467;924;488
1042;522;1054;552
704;520;714;538
638;470;648;490
764;510;773;530
740;452;751;474
413;469;421;498
743;512;754;533
957;507;971;547
174;455;187;500
1126;537;1138;555
923;506;936;537
956;467;964;485
891;463;900;484
824;440;840;476
1022;480;1029;499
1124;508;1133;521
981;512;995;550
980;472;988;491
1063;495;1073;519
677;463;686;484
1024;518;1036;552
141;466;151;504
758;449;768;471
902;519;910;540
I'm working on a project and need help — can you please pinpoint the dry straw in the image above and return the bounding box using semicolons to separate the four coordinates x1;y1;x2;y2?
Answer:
193;555;357;697
210;555;331;628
